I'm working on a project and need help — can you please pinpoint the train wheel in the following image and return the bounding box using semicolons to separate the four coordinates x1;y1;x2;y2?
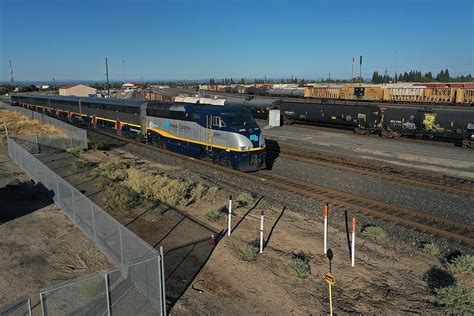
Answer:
381;130;392;138
392;131;401;139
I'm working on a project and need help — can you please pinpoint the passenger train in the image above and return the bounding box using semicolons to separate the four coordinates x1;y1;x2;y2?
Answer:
10;94;266;171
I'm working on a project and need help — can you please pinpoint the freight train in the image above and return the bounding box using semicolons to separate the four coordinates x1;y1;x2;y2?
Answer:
10;94;266;171
200;84;474;106
221;97;474;147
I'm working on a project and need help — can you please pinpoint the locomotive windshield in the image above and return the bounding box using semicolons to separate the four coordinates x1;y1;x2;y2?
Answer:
224;114;256;127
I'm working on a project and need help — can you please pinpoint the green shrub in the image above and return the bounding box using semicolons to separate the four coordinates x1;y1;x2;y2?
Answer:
208;186;219;195
423;243;440;256
237;243;258;262
236;192;254;207
436;284;474;313
89;140;108;151
75;159;93;170
290;251;311;279
67;147;85;156
99;159;135;182
104;185;143;213
448;255;474;279
204;208;224;221
124;168;194;207
361;226;387;241
190;183;208;202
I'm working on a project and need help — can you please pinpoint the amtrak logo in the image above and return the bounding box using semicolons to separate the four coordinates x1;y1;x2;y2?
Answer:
250;134;258;142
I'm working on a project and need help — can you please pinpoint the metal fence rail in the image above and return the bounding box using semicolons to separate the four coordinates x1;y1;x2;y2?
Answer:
5;136;166;315
0;297;31;316
0;102;87;149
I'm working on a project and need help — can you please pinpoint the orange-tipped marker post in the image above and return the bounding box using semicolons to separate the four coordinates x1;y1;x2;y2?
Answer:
324;203;329;254
351;216;356;267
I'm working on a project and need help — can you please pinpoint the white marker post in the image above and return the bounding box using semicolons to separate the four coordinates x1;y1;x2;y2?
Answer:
324;203;328;254
227;195;233;236
259;210;264;254
351;216;356;267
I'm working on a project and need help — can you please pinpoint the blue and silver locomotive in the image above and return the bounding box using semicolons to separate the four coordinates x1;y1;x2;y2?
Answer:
10;94;266;171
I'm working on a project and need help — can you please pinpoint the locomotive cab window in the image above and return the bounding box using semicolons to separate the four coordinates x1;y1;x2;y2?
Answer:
213;116;226;127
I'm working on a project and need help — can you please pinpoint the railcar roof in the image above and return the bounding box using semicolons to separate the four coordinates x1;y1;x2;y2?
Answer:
12;94;145;107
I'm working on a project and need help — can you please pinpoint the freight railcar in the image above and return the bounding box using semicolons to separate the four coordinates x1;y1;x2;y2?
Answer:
223;97;281;119
11;94;266;171
278;101;381;131
381;107;474;146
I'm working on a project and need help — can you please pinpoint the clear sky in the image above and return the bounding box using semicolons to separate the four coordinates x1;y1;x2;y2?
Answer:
0;0;473;82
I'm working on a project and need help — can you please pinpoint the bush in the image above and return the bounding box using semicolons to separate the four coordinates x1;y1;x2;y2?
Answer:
67;147;85;156
448;255;474;279
290;251;311;279
190;183;208;202
124;168;194;207
104;185;143;213
361;226;387;241
89;140;108;151
236;192;254;207
100;158;135;182
423;243;440;256
75;159;93;170
208;186;219;195
436;284;474;313
237;243;258;262
204;208;224;221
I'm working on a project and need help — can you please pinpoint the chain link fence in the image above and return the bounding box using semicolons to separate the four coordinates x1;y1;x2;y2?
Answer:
5;136;166;315
0;102;87;149
0;297;31;316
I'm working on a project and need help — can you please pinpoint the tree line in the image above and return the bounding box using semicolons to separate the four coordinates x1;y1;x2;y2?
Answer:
371;69;473;84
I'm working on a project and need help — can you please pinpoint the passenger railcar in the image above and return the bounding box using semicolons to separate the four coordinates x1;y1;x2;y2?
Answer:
11;94;266;171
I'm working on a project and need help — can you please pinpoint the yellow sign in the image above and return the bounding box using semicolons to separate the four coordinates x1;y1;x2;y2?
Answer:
325;272;335;285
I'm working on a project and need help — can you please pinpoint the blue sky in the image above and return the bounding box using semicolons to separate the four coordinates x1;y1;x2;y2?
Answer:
0;0;472;82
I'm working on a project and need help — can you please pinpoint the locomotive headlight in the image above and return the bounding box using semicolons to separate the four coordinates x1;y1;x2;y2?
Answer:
240;146;250;151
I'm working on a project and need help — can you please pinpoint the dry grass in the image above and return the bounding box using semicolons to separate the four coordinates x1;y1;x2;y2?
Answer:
0;109;62;136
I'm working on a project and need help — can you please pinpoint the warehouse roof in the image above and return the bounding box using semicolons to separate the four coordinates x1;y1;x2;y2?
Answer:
60;83;94;89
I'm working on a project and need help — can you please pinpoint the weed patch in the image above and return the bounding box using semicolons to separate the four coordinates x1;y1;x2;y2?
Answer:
290;251;311;279
104;185;143;213
361;226;387;241
237;242;258;262
208;186;219;195
447;255;474;279
236;192;254;207
204;208;224;221
67;147;85;156
423;243;440;256
89;140;108;151
75;159;94;170
436;284;474;313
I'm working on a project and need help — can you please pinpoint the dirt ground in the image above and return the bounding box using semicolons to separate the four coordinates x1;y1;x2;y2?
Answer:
43;145;460;314
0;146;112;311
171;200;451;314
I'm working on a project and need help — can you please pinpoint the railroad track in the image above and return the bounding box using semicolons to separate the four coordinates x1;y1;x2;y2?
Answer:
86;129;474;245
266;142;474;198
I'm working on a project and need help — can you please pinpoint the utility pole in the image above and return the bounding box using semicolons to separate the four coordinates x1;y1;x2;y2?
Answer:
122;60;125;82
52;77;56;90
394;50;398;83
351;57;354;83
384;68;388;85
9;60;15;87
359;56;363;84
328;71;331;82
105;58;110;98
